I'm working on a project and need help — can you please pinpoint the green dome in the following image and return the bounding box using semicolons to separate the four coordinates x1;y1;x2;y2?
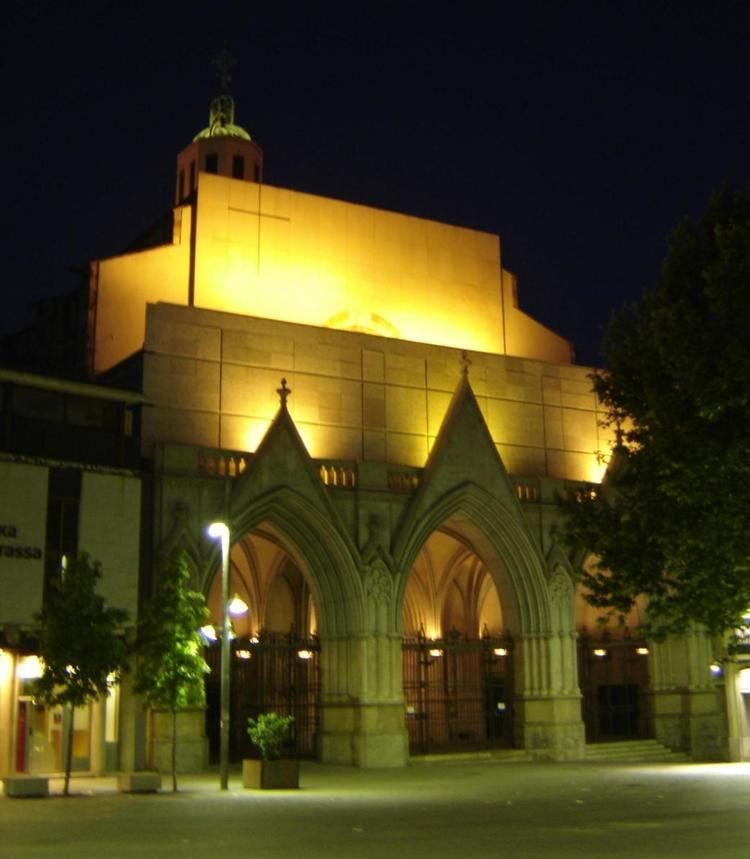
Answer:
193;94;252;143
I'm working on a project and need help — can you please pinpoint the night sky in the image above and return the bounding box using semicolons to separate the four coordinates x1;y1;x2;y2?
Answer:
3;2;749;366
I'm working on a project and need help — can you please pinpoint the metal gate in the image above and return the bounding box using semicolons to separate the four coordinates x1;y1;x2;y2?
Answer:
402;634;514;754
205;634;320;762
577;636;651;742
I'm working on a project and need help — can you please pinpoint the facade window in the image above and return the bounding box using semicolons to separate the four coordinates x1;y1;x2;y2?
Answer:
44;468;82;597
178;168;185;201
205;153;218;174
254;163;261;182
232;154;244;179
189;160;196;192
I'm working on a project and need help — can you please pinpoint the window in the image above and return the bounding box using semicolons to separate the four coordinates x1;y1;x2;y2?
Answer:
254;163;261;182
232;154;244;179
205;153;218;174
189;160;196;192
178;168;185;201
44;468;81;597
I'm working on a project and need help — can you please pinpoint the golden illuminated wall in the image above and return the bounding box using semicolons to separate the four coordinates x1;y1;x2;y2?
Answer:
93;209;192;374
143;303;607;481
93;172;571;373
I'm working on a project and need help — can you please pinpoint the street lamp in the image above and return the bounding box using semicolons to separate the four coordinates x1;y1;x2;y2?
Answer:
207;521;232;790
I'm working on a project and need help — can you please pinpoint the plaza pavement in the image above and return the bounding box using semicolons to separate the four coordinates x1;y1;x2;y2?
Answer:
3;757;750;858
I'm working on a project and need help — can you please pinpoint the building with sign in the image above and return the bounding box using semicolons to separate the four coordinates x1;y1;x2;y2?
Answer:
1;75;741;777
0;369;143;778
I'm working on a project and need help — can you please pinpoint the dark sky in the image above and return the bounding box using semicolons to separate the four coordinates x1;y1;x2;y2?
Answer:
3;2;749;366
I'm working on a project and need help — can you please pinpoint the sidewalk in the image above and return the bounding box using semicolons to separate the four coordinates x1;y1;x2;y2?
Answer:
3;758;750;858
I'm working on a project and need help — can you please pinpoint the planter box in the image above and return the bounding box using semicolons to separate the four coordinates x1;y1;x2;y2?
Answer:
3;776;49;798
242;759;300;790
117;772;162;793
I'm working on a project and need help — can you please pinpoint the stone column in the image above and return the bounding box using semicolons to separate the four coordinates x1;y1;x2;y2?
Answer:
650;630;727;760
318;559;408;768
514;631;585;760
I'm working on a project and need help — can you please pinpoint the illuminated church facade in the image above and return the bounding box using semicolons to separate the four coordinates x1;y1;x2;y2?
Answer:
1;79;739;777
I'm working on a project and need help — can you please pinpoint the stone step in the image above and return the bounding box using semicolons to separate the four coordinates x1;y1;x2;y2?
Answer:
584;739;691;762
412;748;532;764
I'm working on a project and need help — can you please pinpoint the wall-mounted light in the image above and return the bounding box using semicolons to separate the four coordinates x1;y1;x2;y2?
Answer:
236;650;252;660
593;648;608;658
429;648;443;658
493;647;508;657
710;662;723;677
297;649;314;660
636;646;649;656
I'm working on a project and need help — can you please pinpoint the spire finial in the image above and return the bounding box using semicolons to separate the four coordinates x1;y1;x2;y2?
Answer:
277;378;291;407
212;46;236;93
460;350;472;378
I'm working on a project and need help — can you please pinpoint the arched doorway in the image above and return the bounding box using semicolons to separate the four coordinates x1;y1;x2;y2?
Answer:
401;527;513;754
575;563;651;743
204;525;320;762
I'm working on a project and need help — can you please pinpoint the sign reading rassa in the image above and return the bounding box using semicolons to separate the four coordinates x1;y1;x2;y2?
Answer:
0;524;43;559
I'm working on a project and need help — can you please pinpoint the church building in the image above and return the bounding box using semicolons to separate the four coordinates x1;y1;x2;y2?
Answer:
1;70;740;777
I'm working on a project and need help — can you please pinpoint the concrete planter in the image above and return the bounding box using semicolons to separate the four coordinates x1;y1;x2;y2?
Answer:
242;759;300;790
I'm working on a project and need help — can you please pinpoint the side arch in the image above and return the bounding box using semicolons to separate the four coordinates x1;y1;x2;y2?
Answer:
199;486;363;638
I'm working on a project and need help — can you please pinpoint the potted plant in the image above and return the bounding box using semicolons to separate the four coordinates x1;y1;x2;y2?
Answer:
242;713;299;789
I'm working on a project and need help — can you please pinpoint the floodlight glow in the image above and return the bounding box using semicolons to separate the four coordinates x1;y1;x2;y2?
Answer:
228;594;249;616
200;625;218;641
16;655;43;679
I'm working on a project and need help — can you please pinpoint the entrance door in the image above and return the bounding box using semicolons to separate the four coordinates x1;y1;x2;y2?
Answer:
578;638;651;742
402;636;513;754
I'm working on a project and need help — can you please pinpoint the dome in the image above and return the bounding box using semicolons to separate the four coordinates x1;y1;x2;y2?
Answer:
193;94;252;143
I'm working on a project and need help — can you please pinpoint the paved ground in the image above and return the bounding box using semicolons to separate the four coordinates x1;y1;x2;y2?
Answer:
3;758;750;858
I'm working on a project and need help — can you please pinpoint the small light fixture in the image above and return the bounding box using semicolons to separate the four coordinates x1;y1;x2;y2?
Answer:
297;649;314;660
228;594;249;616
250;635;259;644
710;662;723;677
200;625;218;642
429;648;443;658
493;647;508;657
593;648;608;657
636;646;649;656
236;650;252;660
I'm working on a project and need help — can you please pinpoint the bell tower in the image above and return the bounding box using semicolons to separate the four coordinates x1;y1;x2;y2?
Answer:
175;49;264;205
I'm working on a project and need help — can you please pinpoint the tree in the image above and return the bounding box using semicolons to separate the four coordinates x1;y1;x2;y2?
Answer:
560;187;750;640
33;553;129;796
134;552;209;791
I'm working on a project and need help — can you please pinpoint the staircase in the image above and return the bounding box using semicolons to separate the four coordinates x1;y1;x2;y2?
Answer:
584;739;691;763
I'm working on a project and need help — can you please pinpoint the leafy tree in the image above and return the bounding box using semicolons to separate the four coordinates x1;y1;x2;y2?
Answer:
33;553;129;796
560;187;750;640
134;552;209;791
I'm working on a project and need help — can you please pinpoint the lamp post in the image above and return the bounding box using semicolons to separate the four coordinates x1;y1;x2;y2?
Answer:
208;521;231;790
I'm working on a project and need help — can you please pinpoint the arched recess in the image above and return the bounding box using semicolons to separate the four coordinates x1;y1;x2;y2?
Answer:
393;484;550;638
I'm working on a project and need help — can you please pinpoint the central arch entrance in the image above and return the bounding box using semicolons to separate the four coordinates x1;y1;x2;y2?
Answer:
204;525;320;762
401;527;514;754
